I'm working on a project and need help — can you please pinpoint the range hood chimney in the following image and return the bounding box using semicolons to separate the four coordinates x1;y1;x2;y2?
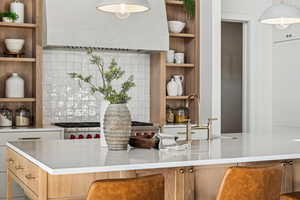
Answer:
44;0;169;51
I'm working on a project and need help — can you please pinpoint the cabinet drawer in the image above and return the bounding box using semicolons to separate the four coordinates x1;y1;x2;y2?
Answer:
0;131;62;145
7;149;39;195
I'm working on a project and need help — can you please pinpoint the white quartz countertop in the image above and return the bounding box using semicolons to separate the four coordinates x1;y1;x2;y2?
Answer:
7;131;300;175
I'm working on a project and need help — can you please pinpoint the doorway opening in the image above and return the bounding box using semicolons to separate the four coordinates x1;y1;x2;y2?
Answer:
221;21;247;134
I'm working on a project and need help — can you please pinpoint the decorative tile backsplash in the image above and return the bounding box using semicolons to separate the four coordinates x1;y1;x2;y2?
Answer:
43;48;150;124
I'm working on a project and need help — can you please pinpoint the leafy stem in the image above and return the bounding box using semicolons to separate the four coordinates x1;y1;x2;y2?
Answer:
69;49;136;104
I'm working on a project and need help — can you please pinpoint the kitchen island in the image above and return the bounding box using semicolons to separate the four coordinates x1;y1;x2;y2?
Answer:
6;132;300;200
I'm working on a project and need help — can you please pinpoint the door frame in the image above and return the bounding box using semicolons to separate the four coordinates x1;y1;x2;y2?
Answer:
221;15;250;133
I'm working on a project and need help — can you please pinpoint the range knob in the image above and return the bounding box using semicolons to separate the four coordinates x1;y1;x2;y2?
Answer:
94;134;101;139
86;134;93;139
78;135;84;139
70;135;76;140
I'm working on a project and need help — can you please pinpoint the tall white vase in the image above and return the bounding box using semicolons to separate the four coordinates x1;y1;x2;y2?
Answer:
6;73;24;98
10;0;24;23
100;99;109;147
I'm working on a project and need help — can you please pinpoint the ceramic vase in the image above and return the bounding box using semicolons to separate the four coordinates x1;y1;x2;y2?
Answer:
10;0;24;23
167;77;178;96
103;104;132;150
6;73;24;98
174;75;184;96
3;17;13;23
100;99;109;147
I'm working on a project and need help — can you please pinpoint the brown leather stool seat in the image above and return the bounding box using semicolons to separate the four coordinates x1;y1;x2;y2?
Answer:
216;166;282;200
86;174;164;200
281;192;300;200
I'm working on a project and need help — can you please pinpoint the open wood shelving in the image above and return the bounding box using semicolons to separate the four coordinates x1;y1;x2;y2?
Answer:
166;0;184;5
169;33;195;38
150;0;199;125
0;22;37;29
166;96;194;100
166;63;195;68
0;57;36;62
0;98;36;103
0;0;43;127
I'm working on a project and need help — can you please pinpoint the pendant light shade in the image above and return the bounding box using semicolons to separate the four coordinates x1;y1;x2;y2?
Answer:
260;3;300;29
97;0;150;19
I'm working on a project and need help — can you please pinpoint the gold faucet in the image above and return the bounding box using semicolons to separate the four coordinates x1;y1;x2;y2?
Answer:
184;94;218;141
193;118;218;140
186;118;218;141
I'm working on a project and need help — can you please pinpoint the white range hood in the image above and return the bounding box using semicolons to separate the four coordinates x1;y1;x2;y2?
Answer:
44;0;169;51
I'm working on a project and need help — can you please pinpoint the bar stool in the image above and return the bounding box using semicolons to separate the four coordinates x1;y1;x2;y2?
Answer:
86;174;164;200
216;166;282;200
281;192;300;200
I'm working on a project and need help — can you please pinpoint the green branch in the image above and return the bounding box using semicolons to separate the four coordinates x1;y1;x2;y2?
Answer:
68;50;136;104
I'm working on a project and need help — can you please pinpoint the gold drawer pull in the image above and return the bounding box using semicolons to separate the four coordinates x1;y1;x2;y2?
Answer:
25;174;36;180
15;165;24;170
8;158;14;164
179;168;185;174
18;137;41;140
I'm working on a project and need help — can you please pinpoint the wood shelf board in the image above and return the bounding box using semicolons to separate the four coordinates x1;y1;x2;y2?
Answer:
166;63;194;68
0;98;36;103
166;96;194;100
0;57;36;62
166;0;184;5
170;33;195;38
0;22;36;28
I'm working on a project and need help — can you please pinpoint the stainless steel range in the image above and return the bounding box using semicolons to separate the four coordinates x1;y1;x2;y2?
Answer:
54;121;159;140
54;122;101;140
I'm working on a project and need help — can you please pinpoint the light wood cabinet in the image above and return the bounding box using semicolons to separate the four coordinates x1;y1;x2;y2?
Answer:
150;0;200;125
0;0;43;127
2;129;62;200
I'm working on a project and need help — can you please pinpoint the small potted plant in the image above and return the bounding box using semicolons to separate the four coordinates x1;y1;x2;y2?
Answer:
180;0;195;19
69;49;136;150
0;12;18;23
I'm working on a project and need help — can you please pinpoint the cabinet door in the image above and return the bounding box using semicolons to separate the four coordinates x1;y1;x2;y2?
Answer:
0;131;63;145
273;25;300;43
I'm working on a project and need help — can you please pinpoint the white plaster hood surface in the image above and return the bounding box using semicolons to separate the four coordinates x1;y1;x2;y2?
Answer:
44;0;169;51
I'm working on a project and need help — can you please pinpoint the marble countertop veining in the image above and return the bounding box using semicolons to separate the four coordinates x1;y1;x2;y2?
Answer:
6;131;300;175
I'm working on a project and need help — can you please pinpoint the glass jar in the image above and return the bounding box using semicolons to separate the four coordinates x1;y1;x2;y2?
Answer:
0;107;13;127
15;106;31;127
175;106;189;123
166;105;175;123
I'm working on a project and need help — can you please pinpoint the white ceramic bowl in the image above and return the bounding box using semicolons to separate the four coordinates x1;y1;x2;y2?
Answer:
168;21;186;33
4;39;25;53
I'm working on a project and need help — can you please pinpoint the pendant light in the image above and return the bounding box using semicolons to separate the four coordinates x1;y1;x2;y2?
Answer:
97;0;150;19
260;1;300;29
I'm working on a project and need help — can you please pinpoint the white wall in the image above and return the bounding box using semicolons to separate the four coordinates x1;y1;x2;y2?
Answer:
200;0;221;137
272;0;300;128
221;0;273;133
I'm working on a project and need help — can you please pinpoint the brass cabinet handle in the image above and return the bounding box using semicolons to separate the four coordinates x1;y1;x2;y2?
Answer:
18;137;41;141
15;165;24;170
179;169;185;174
8;158;14;164
188;168;194;173
25;174;36;180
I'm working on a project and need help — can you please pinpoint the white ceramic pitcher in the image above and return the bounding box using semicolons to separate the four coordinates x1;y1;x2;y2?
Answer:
167;77;178;96
173;75;184;96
